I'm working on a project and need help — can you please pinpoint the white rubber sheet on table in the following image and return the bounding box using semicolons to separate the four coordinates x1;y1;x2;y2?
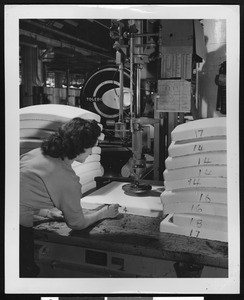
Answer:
80;181;164;217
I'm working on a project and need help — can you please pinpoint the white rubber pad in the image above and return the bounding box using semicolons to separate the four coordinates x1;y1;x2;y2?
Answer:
20;104;101;123
162;200;227;216
168;138;226;157
171;117;226;142
172;213;227;232
165;152;227;169
160;189;227;204
164;177;227;191
71;161;101;173
163;165;227;181
160;214;227;242
81;181;96;194
75;169;103;185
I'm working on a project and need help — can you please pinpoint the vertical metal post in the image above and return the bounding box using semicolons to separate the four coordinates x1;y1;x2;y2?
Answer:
134;19;143;118
136;67;141;117
130;34;134;128
21;45;37;107
66;61;69;104
154;110;165;181
119;62;124;122
196;62;201;117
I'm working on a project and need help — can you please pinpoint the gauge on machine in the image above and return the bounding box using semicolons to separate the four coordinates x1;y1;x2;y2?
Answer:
80;65;131;128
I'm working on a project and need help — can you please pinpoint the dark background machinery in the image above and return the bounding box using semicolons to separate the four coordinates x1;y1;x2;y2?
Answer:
19;18;206;183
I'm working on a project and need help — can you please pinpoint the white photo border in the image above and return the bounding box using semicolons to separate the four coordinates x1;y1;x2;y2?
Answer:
5;4;240;294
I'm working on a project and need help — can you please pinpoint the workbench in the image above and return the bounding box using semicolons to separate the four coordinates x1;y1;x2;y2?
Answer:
33;180;228;278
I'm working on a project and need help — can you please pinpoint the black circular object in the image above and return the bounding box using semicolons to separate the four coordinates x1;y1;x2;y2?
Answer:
80;65;131;128
122;182;152;195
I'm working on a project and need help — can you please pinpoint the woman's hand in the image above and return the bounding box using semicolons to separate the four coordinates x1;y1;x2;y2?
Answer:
39;208;64;220
65;204;120;230
48;208;64;220
102;204;120;219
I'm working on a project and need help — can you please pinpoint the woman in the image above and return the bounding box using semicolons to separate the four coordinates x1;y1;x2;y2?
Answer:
20;117;119;277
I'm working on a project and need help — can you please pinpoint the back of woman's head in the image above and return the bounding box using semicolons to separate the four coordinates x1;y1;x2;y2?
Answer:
41;117;101;160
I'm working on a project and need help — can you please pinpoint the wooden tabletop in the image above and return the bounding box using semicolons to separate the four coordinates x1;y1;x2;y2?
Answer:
34;210;228;269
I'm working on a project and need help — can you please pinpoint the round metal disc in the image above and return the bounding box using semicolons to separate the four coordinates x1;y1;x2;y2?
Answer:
122;182;152;195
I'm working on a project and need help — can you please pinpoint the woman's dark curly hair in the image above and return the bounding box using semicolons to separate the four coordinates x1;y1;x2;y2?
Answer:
41;118;101;160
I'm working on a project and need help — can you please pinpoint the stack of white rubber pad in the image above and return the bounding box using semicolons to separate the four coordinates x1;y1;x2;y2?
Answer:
160;117;227;242
20;104;104;194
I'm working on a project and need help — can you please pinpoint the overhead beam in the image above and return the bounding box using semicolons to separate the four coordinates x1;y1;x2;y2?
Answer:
19;29;113;61
87;19;111;30
21;19;110;53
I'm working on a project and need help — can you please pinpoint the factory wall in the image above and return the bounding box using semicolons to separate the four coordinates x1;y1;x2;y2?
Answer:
198;19;226;118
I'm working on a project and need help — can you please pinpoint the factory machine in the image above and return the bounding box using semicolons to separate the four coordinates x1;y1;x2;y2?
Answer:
80;19;161;190
33;20;228;278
